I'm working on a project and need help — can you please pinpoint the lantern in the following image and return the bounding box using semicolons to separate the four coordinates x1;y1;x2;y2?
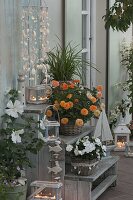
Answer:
44;120;60;142
42;105;60;142
114;123;130;151
26;85;52;104
28;181;63;200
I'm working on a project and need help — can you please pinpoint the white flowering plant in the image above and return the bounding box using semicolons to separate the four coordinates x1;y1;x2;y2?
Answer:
0;90;45;196
66;136;106;161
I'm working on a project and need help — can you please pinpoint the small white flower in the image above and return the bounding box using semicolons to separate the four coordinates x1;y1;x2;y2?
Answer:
66;144;73;152
95;138;101;146
5;100;24;118
74;149;79;156
83;140;91;147
11;129;24;144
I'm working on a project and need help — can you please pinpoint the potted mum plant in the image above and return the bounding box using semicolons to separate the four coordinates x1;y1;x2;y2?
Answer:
66;136;106;175
48;80;103;135
0;90;44;200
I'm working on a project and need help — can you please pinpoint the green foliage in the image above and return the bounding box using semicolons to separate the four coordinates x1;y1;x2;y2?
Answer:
0;90;44;195
109;99;130;130
103;0;133;32
120;43;133;114
46;43;97;83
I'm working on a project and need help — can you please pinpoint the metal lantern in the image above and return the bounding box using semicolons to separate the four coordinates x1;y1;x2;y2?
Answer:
114;123;130;151
28;181;63;200
44;120;60;142
26;84;52;104
43;105;60;142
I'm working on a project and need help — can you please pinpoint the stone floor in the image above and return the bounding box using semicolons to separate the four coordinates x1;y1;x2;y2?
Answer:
97;151;133;200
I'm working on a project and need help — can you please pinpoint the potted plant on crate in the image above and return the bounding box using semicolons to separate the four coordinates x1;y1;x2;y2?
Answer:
48;80;103;135
0;90;45;200
66;136;106;175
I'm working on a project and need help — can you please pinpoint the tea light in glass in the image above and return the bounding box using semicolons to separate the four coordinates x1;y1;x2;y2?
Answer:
30;181;63;200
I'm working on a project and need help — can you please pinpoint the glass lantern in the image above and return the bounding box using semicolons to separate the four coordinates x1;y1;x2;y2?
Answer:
114;123;130;151
26;85;52;104
44;120;60;142
29;181;63;200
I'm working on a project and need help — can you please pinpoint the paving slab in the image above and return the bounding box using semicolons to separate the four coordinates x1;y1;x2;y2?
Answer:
97;152;133;200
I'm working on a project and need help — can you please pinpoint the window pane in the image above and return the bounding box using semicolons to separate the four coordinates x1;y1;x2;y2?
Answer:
82;15;87;49
82;53;87;85
82;0;87;10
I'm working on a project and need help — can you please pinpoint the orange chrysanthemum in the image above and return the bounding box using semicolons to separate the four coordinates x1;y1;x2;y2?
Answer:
91;97;97;103
96;85;103;91
46;109;53;117
81;108;89;116
69;83;75;89
75;119;84;127
60;101;66;107
94;110;101;117
61;118;69;125
97;91;102;98
89;105;97;112
67;94;73;99
61;83;68;90
51;80;59;87
64;102;71;110
69;101;73;108
73;79;80;83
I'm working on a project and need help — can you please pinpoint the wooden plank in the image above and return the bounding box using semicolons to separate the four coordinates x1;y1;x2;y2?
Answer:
91;175;117;200
65;156;119;182
77;181;91;200
64;180;78;200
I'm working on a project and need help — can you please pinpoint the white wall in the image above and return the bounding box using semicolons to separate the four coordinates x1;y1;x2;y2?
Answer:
95;0;106;101
45;0;63;49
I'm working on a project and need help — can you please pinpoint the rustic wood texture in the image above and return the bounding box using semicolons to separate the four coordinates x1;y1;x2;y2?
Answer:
64;156;119;200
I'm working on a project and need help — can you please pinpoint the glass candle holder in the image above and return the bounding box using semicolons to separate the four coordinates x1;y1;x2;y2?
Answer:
26;85;52;104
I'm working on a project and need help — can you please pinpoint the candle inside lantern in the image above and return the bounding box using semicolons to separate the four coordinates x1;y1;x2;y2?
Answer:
30;96;36;101
117;141;125;148
39;96;48;101
34;194;56;199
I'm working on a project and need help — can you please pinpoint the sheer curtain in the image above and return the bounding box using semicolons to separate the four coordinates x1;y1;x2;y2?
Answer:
0;0;20;116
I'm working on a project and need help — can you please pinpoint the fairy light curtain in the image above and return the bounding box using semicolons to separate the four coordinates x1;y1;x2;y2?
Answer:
21;0;49;86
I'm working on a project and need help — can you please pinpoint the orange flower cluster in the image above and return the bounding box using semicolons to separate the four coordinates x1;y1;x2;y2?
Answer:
49;81;103;127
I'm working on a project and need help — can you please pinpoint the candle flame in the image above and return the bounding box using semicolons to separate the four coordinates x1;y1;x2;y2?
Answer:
34;194;56;199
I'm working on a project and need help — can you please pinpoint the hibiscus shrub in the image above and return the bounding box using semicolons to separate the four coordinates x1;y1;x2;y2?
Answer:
0;89;44;193
66;136;106;160
49;80;103;126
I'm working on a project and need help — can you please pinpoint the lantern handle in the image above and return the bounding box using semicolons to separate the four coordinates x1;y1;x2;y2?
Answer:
44;104;60;123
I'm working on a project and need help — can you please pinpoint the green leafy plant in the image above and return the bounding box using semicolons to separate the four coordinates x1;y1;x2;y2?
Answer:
45;43;98;83
120;43;133;115
103;0;133;32
0;89;44;196
109;99;130;130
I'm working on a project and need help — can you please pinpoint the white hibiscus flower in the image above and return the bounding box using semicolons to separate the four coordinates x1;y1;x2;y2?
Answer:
11;129;24;144
5;100;24;118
